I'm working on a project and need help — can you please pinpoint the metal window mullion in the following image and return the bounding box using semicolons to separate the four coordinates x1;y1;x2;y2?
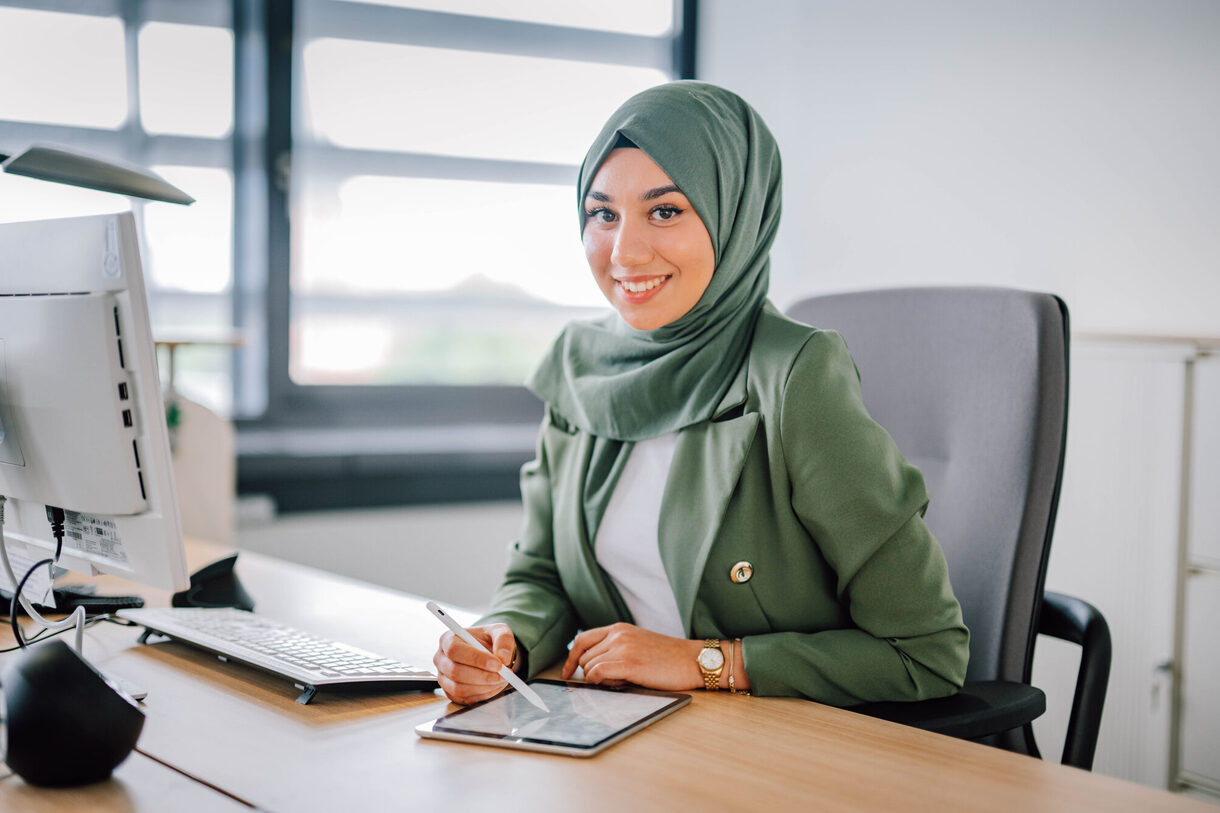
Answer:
233;0;271;417
263;0;294;416
120;0;152;304
119;0;147;159
676;0;698;79
143;0;228;27
0;0;121;18
7;0;227;26
144;135;232;168
303;0;672;69
0;120;129;151
148;289;233;304
296;144;576;186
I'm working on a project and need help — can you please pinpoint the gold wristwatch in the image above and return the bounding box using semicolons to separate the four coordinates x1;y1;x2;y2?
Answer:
697;639;725;691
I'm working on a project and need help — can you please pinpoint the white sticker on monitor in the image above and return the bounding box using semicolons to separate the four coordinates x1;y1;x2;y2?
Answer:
64;511;129;563
4;543;55;605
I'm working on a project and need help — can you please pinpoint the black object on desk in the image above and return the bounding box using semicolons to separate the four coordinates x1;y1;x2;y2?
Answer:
0;584;145;616
172;554;255;612
0;639;145;787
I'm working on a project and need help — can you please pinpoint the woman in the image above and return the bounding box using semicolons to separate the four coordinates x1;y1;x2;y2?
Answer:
433;81;969;705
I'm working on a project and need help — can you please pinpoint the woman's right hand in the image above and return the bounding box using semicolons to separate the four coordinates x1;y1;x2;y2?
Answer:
432;623;518;705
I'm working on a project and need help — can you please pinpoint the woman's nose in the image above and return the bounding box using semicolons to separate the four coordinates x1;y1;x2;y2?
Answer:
610;220;653;267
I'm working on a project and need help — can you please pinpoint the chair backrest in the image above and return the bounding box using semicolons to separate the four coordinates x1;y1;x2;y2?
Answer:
786;287;1069;685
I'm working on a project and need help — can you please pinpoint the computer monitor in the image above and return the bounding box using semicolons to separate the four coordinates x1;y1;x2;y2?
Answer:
0;212;189;600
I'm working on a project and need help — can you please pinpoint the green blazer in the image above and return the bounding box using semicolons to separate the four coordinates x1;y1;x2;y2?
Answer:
479;304;969;705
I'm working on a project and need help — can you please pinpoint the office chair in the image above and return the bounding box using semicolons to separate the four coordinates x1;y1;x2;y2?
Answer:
786;287;1111;771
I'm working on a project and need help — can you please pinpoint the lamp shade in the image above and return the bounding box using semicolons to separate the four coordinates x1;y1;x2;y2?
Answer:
0;144;194;205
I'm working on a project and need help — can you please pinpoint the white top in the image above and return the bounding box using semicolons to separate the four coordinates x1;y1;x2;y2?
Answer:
594;432;685;639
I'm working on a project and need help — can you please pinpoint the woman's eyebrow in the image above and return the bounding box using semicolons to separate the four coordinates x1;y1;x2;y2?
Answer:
584;185;683;204
641;184;682;201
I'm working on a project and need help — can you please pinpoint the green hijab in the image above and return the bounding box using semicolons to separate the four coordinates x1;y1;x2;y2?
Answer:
527;81;782;441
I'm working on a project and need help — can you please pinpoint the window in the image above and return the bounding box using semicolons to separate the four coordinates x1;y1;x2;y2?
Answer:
282;0;688;412
0;1;238;417
0;7;127;129
0;0;694;508
139;22;234;138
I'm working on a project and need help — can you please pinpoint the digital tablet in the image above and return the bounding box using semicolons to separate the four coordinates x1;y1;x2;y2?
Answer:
415;680;691;757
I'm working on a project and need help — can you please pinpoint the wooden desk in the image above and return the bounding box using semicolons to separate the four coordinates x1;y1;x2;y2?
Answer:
0;752;249;812
3;542;1213;812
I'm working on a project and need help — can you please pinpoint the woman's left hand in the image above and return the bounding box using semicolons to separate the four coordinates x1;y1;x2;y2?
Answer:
561;622;703;691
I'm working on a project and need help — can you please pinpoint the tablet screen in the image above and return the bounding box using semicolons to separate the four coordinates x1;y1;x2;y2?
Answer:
431;681;687;749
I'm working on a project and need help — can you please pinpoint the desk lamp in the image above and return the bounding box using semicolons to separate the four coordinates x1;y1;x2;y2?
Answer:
0;144;194;205
0;150;191;786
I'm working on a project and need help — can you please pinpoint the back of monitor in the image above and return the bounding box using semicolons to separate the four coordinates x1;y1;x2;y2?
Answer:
0;213;188;592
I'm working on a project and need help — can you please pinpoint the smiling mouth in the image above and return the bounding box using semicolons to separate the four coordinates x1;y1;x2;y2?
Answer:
618;275;671;294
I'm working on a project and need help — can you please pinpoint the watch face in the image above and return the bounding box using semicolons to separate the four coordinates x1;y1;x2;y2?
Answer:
698;647;725;671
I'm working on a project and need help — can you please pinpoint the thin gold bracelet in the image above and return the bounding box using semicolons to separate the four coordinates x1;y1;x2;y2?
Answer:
729;639;748;694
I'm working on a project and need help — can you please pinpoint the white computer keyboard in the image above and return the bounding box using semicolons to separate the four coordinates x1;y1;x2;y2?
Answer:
118;606;438;704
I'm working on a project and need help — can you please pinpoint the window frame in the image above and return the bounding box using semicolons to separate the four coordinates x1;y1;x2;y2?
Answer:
0;0;241;412
242;0;696;436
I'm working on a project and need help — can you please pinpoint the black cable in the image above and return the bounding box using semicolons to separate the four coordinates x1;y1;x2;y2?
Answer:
0;619;59;651
46;506;66;562
10;557;54;648
0;612;116;654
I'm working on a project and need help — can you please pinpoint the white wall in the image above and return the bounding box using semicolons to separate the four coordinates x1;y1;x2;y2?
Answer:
698;0;1220;335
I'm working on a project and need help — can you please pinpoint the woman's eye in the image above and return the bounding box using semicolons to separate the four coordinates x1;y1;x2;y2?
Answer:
651;205;683;221
584;207;617;224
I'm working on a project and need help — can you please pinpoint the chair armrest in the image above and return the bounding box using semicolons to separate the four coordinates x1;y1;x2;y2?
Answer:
1038;591;1111;770
849;681;1045;740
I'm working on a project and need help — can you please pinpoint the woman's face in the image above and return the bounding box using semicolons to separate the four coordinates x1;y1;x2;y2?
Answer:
583;148;715;331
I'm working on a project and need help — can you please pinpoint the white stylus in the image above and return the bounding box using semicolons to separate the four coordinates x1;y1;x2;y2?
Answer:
426;600;550;713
